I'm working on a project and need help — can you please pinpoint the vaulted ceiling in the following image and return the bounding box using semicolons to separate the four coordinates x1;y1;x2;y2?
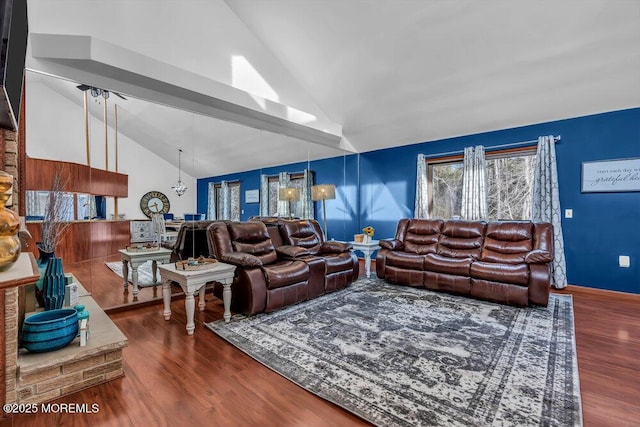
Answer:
25;0;640;178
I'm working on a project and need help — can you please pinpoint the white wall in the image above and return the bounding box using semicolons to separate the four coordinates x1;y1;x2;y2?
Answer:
26;74;196;220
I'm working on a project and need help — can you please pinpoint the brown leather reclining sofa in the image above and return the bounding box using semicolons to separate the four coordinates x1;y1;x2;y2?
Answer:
207;219;358;315
376;219;554;306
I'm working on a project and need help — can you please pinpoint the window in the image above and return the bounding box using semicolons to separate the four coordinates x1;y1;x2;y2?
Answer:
428;147;536;220
26;190;76;221
209;181;241;221
267;173;305;217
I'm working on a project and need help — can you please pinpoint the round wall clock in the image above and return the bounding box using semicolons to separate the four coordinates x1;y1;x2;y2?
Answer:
140;191;170;218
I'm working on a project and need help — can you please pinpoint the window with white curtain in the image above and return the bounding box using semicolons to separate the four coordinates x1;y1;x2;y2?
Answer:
267;173;305;217
427;147;536;220
26;190;76;221
209;181;241;220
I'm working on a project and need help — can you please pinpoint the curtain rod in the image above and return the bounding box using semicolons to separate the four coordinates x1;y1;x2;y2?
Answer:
422;135;561;159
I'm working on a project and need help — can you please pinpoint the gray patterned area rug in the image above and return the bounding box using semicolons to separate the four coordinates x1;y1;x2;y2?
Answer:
206;278;582;426
105;261;159;287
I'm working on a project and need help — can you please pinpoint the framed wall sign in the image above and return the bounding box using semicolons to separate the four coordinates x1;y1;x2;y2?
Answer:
581;157;640;193
245;189;260;203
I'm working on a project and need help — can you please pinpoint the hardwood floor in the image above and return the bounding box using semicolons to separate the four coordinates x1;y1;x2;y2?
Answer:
3;262;639;426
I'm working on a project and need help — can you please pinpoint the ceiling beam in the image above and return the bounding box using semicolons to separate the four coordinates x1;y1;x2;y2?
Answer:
29;33;355;152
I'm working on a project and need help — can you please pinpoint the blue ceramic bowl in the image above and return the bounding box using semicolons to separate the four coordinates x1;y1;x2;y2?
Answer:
21;309;78;353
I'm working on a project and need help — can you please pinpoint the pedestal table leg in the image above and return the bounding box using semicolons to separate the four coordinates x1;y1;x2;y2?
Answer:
222;281;232;323
185;291;196;335
152;260;158;283
122;260;129;292
131;265;140;297
364;250;372;278
198;285;206;311
162;279;172;321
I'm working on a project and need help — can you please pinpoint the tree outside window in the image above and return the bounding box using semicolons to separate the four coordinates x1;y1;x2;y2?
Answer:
267;174;305;217
427;148;536;220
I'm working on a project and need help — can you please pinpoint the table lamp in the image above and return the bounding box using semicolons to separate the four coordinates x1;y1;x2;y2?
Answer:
279;187;299;218
311;184;336;240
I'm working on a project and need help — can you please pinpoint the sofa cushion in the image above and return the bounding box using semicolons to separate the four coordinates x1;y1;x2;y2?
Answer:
470;260;529;286
480;222;534;264
228;222;277;265
279;220;323;255
324;252;357;274
262;260;309;290
437;221;485;259
424;253;473;276
404;219;443;254
386;251;425;270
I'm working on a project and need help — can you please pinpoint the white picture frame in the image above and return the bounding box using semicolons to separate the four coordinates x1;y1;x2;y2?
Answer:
581;157;640;193
245;189;260;203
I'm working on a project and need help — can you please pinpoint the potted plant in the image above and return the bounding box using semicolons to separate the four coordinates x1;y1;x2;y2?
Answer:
35;172;72;308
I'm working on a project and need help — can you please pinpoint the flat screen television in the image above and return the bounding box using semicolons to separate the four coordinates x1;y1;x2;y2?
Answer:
0;0;28;131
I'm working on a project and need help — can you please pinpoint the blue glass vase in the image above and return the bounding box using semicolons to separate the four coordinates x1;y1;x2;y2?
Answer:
41;257;66;311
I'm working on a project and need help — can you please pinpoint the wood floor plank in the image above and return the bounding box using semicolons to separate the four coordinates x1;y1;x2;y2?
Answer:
2;261;638;426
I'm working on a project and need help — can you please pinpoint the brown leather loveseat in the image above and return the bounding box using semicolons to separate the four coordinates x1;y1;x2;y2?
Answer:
207;221;322;315
376;219;554;306
208;219;359;315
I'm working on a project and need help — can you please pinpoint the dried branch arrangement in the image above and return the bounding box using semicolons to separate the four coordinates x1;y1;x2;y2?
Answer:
38;170;72;253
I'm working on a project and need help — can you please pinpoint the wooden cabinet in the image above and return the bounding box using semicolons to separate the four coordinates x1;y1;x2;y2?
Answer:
25;158;130;262
25;221;131;263
26;157;128;197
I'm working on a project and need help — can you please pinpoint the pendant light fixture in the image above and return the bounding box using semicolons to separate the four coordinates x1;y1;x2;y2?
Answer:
172;149;187;196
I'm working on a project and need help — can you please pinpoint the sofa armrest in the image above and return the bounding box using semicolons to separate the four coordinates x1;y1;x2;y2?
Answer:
379;239;404;251
276;245;312;258
320;241;352;254
220;252;263;267
525;249;553;264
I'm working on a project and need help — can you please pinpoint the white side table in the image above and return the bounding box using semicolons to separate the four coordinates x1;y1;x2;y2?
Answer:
159;261;236;335
118;248;172;297
349;240;381;278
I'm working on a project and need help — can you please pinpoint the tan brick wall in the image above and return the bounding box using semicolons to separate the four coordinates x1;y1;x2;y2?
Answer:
3;128;21;407
4;287;18;405
3;129;19;213
16;349;124;405
0;129;20;403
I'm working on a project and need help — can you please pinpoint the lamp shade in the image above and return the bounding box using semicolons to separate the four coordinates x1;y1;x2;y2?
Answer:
278;187;299;201
311;184;336;201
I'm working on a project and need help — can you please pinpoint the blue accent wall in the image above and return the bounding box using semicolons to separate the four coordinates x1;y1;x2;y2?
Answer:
196;155;360;242
198;108;640;294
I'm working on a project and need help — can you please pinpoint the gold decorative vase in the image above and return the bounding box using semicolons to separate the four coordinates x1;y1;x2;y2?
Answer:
0;171;21;271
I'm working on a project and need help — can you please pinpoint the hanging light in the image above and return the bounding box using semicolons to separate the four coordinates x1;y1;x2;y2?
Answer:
172;149;187;196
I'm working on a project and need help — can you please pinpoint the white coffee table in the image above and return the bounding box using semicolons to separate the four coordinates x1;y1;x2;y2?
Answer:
159;261;236;335
349;240;382;278
118;247;172;297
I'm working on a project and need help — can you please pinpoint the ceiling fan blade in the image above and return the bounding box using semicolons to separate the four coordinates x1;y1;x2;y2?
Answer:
76;84;91;91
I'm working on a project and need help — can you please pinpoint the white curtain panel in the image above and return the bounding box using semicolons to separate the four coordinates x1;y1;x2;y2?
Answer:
259;174;269;216
26;191;42;217
220;180;231;220
278;171;291;217
461;145;488;220
207;182;216;220
532;135;568;289
414;154;429;218
301;169;315;219
151;213;165;245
